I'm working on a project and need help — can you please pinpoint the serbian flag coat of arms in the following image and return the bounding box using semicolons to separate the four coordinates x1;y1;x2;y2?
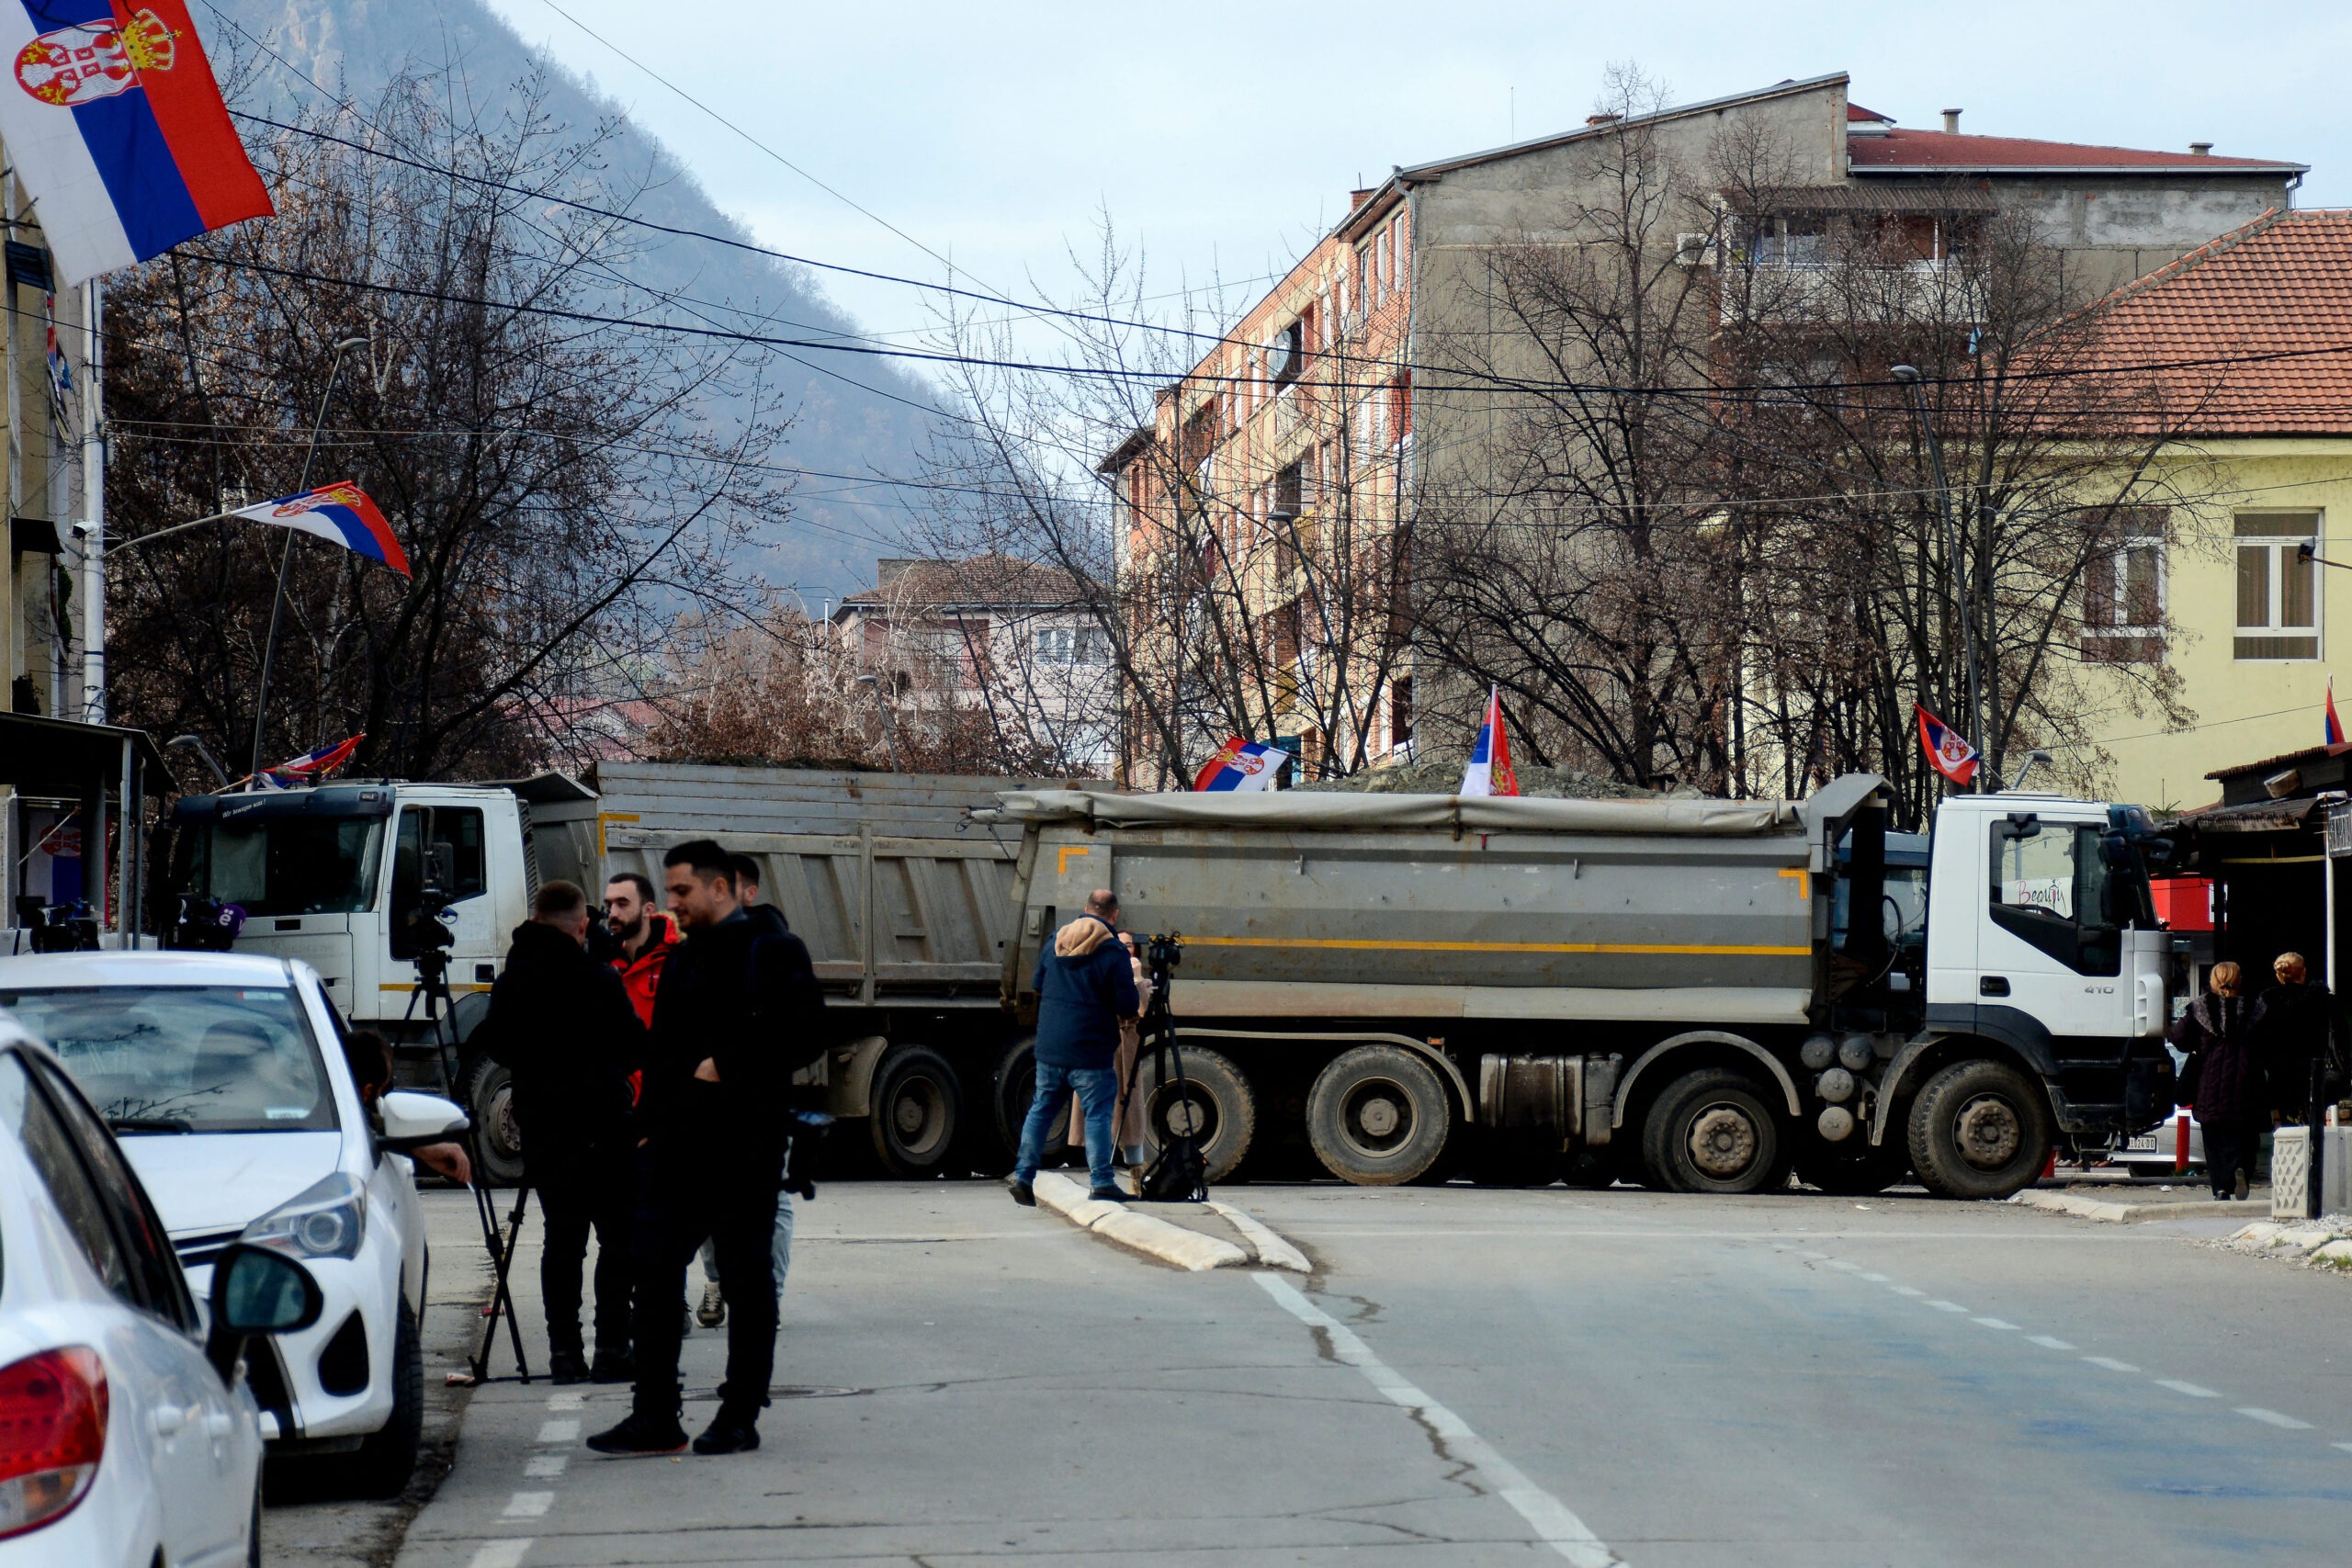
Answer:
1916;702;1980;786
1193;737;1282;792
0;4;272;287
233;482;411;577
1459;686;1520;797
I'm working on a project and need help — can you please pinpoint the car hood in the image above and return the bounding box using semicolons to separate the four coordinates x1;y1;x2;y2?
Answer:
119;1132;348;1237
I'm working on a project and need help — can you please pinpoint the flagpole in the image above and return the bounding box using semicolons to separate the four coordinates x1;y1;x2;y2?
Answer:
248;337;368;782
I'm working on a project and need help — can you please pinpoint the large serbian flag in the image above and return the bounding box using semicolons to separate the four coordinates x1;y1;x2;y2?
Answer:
1916;702;1980;786
233;481;411;577
1459;685;1519;797
1193;737;1282;791
0;4;272;287
254;734;362;790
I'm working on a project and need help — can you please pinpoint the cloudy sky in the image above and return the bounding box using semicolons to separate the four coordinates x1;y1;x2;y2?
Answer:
484;0;2352;360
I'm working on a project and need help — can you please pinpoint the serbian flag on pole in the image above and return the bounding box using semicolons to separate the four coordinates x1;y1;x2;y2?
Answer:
0;4;273;287
2328;678;2346;746
233;481;410;576
1917;702;1981;786
1193;737;1282;792
254;734;362;790
1459;686;1519;797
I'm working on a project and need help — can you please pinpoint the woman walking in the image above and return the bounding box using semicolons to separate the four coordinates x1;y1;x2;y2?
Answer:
2172;962;2266;1201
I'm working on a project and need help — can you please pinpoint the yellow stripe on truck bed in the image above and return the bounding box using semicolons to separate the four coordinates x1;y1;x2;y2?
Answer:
1182;936;1811;957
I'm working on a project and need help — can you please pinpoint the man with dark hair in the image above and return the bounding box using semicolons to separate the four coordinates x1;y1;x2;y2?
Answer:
605;871;681;1032
590;840;826;1457
1011;887;1137;1206
476;878;648;1383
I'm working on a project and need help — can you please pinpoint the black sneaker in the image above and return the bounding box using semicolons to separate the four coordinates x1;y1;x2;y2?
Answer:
585;1413;689;1455
692;1414;761;1455
1087;1185;1128;1203
548;1349;589;1386
1008;1178;1035;1207
589;1348;636;1384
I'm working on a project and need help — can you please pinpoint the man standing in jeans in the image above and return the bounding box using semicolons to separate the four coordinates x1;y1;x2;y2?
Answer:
1011;888;1138;1205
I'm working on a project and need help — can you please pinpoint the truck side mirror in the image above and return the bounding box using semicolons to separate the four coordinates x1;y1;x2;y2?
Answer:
2003;813;2041;838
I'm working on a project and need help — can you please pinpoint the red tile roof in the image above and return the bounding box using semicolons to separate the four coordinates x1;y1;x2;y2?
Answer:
1848;102;1893;124
1849;128;2301;174
2087;209;2352;437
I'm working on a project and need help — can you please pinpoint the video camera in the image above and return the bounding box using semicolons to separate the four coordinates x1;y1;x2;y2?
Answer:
1145;931;1182;985
166;894;246;952
14;896;100;953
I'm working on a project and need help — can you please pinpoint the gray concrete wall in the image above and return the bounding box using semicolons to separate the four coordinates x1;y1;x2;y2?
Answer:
1993;176;2293;295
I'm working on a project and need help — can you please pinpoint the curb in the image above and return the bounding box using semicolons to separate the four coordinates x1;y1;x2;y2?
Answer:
1032;1172;1249;1271
1208;1201;1312;1271
2012;1189;2249;1224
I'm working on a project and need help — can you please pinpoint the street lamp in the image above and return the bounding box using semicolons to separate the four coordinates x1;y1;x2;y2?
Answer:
1891;364;1988;793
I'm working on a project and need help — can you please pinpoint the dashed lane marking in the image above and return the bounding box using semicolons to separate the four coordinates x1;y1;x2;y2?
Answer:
2029;1336;2075;1350
1889;1285;1926;1297
1256;1273;1619;1567
1972;1317;2020;1330
503;1493;554;1518
546;1393;583;1411
2333;1441;2352;1453
2238;1407;2315;1429
469;1542;531;1567
536;1419;580;1444
2154;1380;2220;1399
1926;1300;1969;1313
524;1454;567;1479
1858;1272;1891;1281
2083;1358;2141;1372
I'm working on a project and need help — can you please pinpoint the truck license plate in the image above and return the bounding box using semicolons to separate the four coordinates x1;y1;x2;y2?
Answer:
2125;1135;2159;1152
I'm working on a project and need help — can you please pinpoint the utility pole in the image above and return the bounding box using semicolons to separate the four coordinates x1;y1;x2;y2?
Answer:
1892;365;1987;792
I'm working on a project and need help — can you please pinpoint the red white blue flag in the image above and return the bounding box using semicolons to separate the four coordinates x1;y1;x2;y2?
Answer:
254;734;362;790
2328;678;2345;747
1459;686;1519;797
0;4;273;287
1193;736;1282;792
1916;702;1980;786
232;481;411;577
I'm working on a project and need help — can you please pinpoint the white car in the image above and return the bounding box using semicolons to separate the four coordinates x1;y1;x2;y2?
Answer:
0;951;465;1498
0;1020;324;1567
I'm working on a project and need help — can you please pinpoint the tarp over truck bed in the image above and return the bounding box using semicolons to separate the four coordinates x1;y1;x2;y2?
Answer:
978;790;1800;834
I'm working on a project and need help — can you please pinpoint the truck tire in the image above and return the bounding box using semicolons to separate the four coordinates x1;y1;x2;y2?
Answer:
464;1058;526;1188
1306;1046;1451;1186
1134;1045;1257;1184
1905;1059;2052;1200
867;1044;961;1178
991;1039;1075;1169
1796;1141;1909;1196
1640;1069;1791;1195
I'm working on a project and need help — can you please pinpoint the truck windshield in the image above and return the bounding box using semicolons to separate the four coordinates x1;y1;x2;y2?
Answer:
175;816;386;916
1;986;338;1134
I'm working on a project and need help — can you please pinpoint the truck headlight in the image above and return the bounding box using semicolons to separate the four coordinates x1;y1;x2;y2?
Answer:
240;1171;367;1260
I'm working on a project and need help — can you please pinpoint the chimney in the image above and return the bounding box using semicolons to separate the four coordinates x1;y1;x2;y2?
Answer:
1586;113;1620;127
1941;108;1962;134
2189;141;2213;156
1351;188;1374;211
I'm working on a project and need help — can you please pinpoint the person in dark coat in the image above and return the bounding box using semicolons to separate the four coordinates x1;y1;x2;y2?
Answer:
588;840;826;1459
1009;888;1139;1206
475;880;648;1383
2172;961;2264;1201
2253;952;2345;1124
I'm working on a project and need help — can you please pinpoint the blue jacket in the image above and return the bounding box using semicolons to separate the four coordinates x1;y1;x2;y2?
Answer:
1032;916;1139;1069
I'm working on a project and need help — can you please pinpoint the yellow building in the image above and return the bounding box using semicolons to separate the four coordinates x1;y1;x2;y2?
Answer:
2081;209;2352;811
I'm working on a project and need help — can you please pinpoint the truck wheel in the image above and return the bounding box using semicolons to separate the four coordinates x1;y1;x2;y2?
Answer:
1796;1141;1910;1195
1306;1046;1451;1186
1905;1059;2052;1200
464;1059;525;1188
1134;1046;1257;1184
991;1039;1075;1169
868;1044;961;1178
1641;1069;1791;1195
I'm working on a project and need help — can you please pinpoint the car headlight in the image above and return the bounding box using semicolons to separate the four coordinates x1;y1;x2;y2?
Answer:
240;1171;367;1261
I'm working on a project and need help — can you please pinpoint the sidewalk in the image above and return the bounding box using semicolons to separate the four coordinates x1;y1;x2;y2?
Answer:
2012;1181;2261;1224
1030;1170;1313;1271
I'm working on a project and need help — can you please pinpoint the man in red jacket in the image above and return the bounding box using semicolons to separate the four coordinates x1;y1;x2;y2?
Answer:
605;871;680;1030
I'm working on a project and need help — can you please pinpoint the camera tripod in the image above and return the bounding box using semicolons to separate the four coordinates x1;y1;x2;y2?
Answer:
405;943;534;1384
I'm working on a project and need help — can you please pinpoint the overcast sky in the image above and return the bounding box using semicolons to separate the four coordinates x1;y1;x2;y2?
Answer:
485;0;2352;366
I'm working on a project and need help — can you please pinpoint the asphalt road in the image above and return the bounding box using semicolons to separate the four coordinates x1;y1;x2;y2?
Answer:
383;1182;2351;1568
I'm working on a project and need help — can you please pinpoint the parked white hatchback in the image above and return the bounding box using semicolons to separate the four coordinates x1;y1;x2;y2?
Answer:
0;951;466;1498
0;1019;325;1566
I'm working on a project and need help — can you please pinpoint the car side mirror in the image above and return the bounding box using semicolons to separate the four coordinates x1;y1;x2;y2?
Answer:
206;1242;323;1378
378;1090;469;1154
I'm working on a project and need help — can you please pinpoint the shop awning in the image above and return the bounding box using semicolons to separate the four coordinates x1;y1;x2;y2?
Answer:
0;713;172;799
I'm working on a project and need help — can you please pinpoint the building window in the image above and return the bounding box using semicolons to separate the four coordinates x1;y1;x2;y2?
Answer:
2082;533;2164;664
1754;214;1827;266
1035;627;1073;664
1390;676;1413;748
1273;462;1304;518
1272;320;1303;387
2235;512;2320;660
1073;626;1109;665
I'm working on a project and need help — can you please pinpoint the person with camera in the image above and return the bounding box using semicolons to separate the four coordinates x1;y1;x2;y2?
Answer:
590;840;825;1458
475;880;648;1384
604;872;681;1030
1010;888;1138;1208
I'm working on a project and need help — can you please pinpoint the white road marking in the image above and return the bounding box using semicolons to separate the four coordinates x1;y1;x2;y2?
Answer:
524;1453;567;1479
1826;1259;1861;1271
1889;1285;1926;1297
2154;1380;2219;1399
2236;1407;2313;1429
504;1492;554;1518
546;1393;583;1411
2029;1336;2075;1350
536;1419;580;1443
2333;1441;2352;1453
2083;1358;2140;1372
470;1540;532;1566
1972;1317;2020;1330
1858;1272;1891;1282
1926;1300;1969;1313
1256;1274;1618;1567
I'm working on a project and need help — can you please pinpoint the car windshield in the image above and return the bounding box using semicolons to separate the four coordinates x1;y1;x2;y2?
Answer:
175;815;385;916
0;987;338;1134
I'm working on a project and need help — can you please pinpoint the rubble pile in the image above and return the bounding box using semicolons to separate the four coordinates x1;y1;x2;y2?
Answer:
2218;1217;2352;1271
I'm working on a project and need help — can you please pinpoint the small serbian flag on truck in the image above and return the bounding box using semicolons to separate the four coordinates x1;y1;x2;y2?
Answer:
0;4;274;287
1193;737;1283;791
1916;702;1980;786
254;735;363;790
1459;686;1520;797
233;482;410;577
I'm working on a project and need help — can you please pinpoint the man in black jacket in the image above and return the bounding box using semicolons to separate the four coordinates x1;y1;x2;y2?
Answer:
589;840;827;1457
476;880;647;1383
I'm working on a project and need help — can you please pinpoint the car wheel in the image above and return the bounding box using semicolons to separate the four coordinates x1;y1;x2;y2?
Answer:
1906;1059;2052;1200
866;1044;961;1178
1134;1046;1258;1184
1640;1069;1791;1195
1306;1045;1451;1186
246;1472;264;1568
464;1058;525;1188
338;1299;422;1499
